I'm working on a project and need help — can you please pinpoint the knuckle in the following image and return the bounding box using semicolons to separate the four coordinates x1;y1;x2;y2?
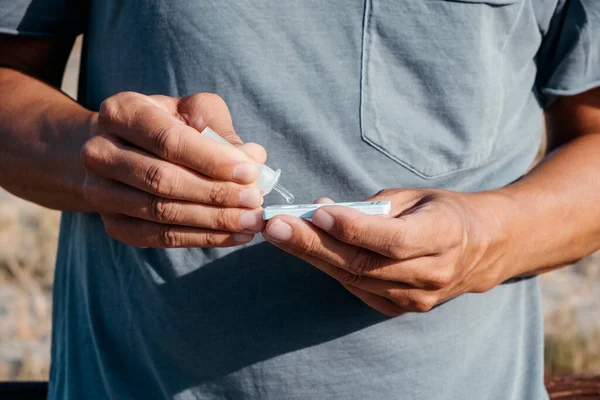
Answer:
344;250;377;276
337;217;360;243
428;269;453;289
150;124;182;161
202;92;228;110
102;217;122;241
212;208;236;230
385;230;408;259
412;294;437;313
79;141;98;169
80;142;97;170
144;163;173;196
297;232;322;255
472;282;493;294
99;92;138;120
151;197;180;223
470;283;488;294
81;133;120;172
201;233;222;248
80;137;104;170
207;184;230;205
159;225;179;247
382;305;405;318
115;91;141;104
382;287;400;301
388;248;408;262
98;96;120;119
337;270;362;286
471;274;496;293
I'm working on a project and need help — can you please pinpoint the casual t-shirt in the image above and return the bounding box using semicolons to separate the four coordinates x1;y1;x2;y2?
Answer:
2;1;600;399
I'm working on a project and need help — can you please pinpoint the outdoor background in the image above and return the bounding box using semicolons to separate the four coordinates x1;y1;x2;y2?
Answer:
1;37;599;381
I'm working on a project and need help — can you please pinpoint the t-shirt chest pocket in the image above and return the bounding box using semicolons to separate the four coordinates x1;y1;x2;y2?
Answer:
360;0;522;178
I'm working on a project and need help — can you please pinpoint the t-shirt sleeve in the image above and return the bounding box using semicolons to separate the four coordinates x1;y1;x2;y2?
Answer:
0;0;87;38
535;0;600;108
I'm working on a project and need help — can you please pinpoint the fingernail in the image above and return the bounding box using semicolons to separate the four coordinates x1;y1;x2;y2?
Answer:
240;210;263;232
239;187;263;208
312;209;334;230
265;219;292;242
233;163;258;183
233;233;254;243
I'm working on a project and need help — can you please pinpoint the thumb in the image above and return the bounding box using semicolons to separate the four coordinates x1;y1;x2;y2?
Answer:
175;93;242;145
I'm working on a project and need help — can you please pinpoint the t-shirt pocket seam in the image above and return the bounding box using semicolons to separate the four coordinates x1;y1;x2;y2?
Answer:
359;0;524;179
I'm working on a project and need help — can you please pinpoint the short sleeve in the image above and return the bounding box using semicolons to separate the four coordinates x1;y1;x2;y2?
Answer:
535;0;600;108
0;0;87;38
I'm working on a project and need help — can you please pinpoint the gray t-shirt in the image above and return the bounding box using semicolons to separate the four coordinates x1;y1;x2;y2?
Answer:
2;1;600;399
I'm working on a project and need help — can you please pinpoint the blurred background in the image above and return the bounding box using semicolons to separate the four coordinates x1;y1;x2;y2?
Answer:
0;37;599;382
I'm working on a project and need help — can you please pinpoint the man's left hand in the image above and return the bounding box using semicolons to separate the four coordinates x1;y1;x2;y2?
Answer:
263;189;514;316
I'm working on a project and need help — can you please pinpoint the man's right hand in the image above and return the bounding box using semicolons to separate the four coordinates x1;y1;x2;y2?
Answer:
80;91;267;248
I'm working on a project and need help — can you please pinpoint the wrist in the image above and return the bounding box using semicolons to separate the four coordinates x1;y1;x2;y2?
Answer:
466;189;526;284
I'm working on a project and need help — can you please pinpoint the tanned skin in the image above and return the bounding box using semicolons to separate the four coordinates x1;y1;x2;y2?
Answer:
2;34;599;315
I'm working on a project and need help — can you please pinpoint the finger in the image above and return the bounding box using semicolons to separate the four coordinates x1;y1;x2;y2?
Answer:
367;189;435;217
97;92;258;183
101;213;255;248
260;234;405;317
343;285;405;317
83;175;264;233
236;142;267;164
311;205;445;259
263;215;383;271
313;197;334;204
178;94;268;164
82;135;263;208
342;275;440;313
263;215;436;287
175;92;240;144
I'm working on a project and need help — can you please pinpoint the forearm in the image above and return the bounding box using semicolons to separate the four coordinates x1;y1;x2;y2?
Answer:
486;133;600;280
0;67;96;211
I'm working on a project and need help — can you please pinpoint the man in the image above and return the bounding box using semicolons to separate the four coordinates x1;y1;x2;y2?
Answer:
0;0;598;399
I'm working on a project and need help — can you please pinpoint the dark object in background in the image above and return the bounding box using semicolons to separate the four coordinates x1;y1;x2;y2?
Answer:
0;377;599;399
0;382;48;400
546;376;600;399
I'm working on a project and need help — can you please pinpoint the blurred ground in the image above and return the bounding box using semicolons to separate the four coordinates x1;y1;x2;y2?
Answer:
1;36;599;381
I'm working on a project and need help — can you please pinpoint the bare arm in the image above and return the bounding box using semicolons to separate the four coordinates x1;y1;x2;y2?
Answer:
262;88;600;316
496;88;600;278
0;34;96;211
0;34;267;248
